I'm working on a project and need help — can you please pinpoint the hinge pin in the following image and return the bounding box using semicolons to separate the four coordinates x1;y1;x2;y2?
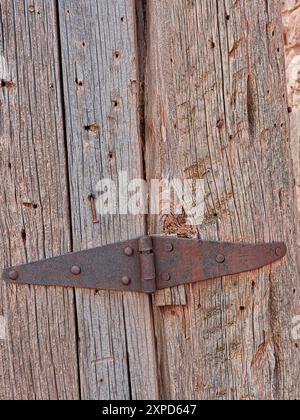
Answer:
139;236;156;294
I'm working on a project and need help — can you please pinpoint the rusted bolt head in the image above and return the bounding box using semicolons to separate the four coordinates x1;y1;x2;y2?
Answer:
161;272;171;282
165;243;174;253
124;247;134;257
216;254;225;264
71;265;81;276
121;276;131;286
9;270;19;281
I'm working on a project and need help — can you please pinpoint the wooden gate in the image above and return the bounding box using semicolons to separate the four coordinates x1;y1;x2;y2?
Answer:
0;0;299;400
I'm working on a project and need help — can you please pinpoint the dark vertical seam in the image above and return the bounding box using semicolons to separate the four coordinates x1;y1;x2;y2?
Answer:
135;0;147;189
0;3;5;49
119;0;148;400
54;0;82;400
215;0;232;399
134;0;160;399
121;294;133;400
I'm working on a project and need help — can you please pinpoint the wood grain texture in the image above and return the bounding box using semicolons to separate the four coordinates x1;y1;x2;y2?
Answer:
145;0;300;400
0;0;79;400
58;0;158;400
290;111;300;274
282;1;300;272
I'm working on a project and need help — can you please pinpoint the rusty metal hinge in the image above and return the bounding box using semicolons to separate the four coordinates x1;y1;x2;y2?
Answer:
1;236;286;293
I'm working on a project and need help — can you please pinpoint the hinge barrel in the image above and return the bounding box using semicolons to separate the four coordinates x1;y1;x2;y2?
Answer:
138;236;156;294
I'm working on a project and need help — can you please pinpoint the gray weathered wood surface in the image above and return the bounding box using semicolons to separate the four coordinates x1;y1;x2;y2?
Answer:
145;0;300;399
0;0;79;399
57;0;158;400
0;0;299;400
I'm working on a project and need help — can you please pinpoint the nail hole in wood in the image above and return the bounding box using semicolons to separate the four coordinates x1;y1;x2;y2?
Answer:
23;202;38;209
84;123;99;133
75;77;84;87
0;79;16;89
216;119;224;128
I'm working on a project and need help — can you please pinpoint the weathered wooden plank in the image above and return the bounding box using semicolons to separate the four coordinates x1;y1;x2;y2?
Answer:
0;0;79;399
145;0;300;399
58;0;158;400
282;1;300;272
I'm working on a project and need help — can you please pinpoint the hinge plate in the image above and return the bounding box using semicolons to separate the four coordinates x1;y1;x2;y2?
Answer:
2;236;287;293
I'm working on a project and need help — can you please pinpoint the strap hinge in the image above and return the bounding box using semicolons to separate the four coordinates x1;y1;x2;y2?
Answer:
2;236;287;293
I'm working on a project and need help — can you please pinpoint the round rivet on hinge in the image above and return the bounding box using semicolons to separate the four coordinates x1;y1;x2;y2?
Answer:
165;243;174;253
9;270;19;281
216;254;225;264
71;265;81;276
275;247;284;257
124;247;134;257
121;276;131;286
161;272;171;282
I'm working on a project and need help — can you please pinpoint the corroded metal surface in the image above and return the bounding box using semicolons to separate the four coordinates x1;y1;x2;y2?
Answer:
2;237;287;293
